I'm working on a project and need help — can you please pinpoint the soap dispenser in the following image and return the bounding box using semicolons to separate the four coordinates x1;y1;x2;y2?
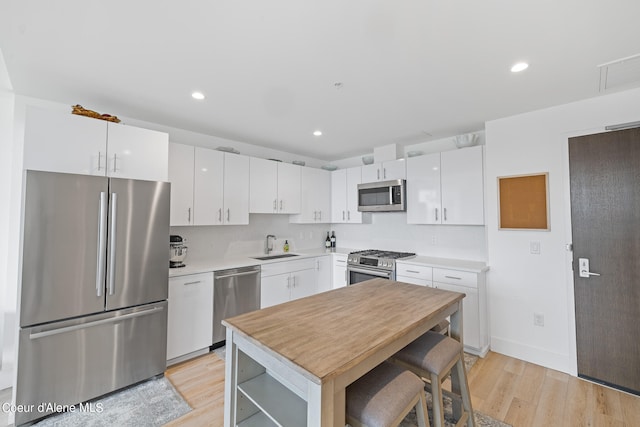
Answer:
283;240;290;252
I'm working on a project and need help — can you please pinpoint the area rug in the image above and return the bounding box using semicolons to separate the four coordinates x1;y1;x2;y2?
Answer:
34;377;190;427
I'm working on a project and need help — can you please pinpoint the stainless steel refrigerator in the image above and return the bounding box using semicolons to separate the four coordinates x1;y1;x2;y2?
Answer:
15;170;170;425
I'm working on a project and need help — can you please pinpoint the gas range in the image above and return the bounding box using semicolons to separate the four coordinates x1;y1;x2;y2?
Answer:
347;249;416;272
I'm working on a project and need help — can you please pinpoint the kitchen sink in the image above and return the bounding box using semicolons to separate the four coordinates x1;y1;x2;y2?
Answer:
251;254;300;260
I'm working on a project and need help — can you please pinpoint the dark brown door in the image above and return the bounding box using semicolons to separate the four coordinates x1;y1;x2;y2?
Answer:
569;127;640;394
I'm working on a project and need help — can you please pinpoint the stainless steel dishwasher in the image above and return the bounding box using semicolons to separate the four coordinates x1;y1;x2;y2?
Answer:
212;265;261;345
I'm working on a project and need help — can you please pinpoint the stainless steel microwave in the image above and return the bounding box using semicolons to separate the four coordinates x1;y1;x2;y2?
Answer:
357;179;406;212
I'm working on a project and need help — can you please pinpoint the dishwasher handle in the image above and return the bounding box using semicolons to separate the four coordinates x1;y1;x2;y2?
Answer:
215;270;260;280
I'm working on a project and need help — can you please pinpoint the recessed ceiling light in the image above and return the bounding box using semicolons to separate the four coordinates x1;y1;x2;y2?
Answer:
191;91;205;100
511;62;529;73
313;130;322;136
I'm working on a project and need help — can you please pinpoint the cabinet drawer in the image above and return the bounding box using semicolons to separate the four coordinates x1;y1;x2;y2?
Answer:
261;258;315;277
433;268;477;288
170;272;214;287
396;263;433;280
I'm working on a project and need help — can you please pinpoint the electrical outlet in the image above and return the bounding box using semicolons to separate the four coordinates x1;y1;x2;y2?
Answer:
530;241;541;254
431;235;437;245
534;312;545;327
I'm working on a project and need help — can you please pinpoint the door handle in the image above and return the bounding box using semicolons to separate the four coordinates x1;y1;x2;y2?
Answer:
578;258;601;278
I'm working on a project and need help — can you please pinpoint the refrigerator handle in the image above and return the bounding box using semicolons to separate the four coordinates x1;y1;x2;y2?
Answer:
108;192;118;296
29;306;165;340
96;192;108;297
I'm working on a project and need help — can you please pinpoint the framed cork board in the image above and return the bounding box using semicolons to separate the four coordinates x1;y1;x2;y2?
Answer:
498;173;549;230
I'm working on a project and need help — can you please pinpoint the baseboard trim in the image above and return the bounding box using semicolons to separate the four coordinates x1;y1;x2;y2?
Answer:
490;336;576;375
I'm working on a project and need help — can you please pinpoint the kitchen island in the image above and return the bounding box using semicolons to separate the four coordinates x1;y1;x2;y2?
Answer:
222;278;466;426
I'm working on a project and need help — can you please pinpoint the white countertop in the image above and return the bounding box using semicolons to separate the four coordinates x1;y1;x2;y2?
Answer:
169;247;488;277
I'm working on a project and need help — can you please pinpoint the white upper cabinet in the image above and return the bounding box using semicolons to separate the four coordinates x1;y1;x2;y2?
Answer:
440;146;484;225
169;143;249;226
106;122;168;181
193;147;224;225
249;158;301;214
169;143;195;226
290;167;331;223
407;146;484;225
361;159;406;183
331;167;367;223
406;153;441;225
222;153;250;225
24;106;168;181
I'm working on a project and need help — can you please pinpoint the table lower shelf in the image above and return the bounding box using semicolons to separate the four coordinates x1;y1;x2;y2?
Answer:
238;371;307;426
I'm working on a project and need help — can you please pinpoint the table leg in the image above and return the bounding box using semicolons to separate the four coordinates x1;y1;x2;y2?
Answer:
308;379;345;426
449;301;464;421
223;329;237;427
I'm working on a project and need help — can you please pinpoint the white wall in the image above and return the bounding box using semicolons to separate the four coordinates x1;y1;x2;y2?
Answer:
171;214;331;264
332;214;487;261
485;87;640;374
0;49;15;389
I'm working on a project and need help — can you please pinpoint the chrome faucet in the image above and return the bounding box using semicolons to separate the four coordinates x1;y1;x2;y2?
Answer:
265;234;276;254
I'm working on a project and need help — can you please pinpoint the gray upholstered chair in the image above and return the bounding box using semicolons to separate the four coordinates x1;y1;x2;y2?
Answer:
389;331;474;427
346;361;430;427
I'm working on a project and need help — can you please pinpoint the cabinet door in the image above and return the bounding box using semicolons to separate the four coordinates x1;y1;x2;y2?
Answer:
332;254;347;288
193;147;224;225
168;143;194;226
346;167;362;223
260;273;291;308
315;256;332;293
277;163;301;214
291;168;331;223
331;170;348;223
167;273;213;360
433;281;479;350
290;268;317;301
382;159;406;180
24;106;107;176
250;157;278;213
440;146;484;225
106;123;168;181
361;164;380;183
223;153;250;225
407;153;441;224
314;169;332;222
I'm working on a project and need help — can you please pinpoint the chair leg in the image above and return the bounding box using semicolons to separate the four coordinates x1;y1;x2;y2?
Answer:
430;372;445;427
416;390;430;427
455;357;475;427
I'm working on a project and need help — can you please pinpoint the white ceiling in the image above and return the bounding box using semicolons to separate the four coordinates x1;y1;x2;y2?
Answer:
1;1;639;161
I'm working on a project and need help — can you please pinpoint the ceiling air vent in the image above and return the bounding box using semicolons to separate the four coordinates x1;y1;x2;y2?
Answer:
598;53;640;92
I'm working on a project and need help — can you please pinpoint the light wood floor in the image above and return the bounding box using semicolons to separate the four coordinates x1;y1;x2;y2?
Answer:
165;350;640;427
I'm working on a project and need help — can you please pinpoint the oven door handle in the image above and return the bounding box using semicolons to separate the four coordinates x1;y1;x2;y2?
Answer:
347;266;393;278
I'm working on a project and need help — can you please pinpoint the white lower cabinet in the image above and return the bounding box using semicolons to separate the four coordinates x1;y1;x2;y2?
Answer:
432;268;488;356
395;262;433;287
167;273;213;361
315;255;332;293
395;262;488;356
260;259;317;308
332;253;348;288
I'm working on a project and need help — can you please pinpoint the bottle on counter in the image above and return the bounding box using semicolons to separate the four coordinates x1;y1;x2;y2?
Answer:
283;240;290;252
330;231;336;250
325;232;331;250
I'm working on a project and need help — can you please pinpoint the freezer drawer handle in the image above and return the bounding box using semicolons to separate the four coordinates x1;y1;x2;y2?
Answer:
215;270;260;280
29;306;165;340
108;192;118;296
96;191;108;297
